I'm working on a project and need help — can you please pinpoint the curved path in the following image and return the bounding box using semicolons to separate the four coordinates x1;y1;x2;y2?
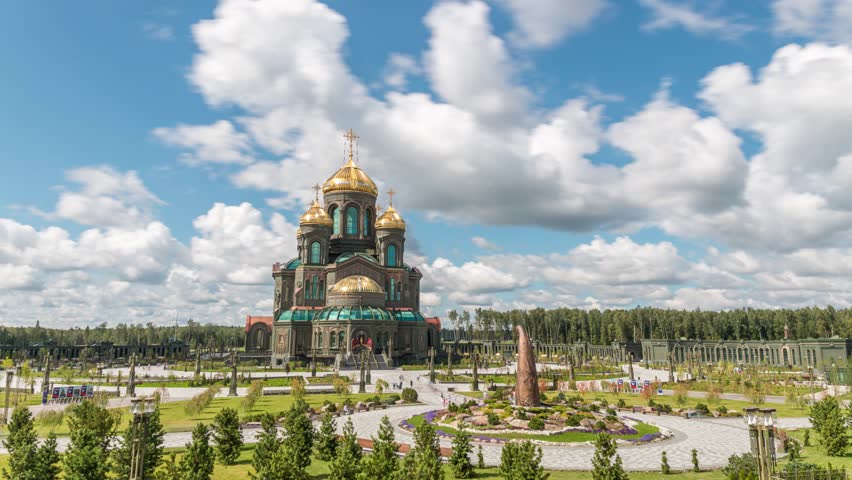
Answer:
6;365;811;471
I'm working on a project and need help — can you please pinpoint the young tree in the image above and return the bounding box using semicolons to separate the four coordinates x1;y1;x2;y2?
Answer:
212;407;243;465
477;445;485;470
2;407;60;480
63;400;117;480
673;383;689;408
499;441;549;480
691;449;699;473
315;413;338;461
178;423;215;480
329;417;361;480
112;406;165;480
357;415;401;480
404;420;444;480
283;403;315;470
155;452;180;480
250;413;281;479
810;396;848;456
660;451;671;474
591;433;628;480
449;422;473;479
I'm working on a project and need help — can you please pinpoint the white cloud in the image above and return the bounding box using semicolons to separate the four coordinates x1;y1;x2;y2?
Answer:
0;264;38;289
420;257;527;295
383;53;420;89
495;0;607;48
423;1;529;121
471;236;499;250
152;120;253;165
639;0;753;39
142;22;175;41
772;0;852;44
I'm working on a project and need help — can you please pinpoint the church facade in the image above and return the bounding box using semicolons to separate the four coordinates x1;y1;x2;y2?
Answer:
267;130;437;366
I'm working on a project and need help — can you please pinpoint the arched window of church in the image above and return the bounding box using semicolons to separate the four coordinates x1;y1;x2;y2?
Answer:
387;244;397;267
316;331;322;348
319;279;325;300
396;281;401;301
330;331;337;348
331;207;340;235
385;278;390;300
310;241;321;264
346;206;358;235
311;275;318;300
389;279;395;302
338;331;345;349
363;209;371;236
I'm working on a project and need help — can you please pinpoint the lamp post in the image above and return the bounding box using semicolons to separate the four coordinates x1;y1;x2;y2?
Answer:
745;407;776;480
2;369;13;425
129;397;156;480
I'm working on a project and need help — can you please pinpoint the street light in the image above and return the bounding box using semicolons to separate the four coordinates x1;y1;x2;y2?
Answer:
744;407;776;480
129;397;157;480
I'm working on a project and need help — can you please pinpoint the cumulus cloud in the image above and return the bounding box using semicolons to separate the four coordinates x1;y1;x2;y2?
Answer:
471;236;499;250
495;0;607;48
383;53;421;89
772;0;852;44
152;120;253;165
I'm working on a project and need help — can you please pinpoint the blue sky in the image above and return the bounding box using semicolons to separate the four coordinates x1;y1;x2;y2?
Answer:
2;0;852;327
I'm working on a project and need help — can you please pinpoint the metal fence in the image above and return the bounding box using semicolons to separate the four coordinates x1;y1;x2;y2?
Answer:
774;469;847;480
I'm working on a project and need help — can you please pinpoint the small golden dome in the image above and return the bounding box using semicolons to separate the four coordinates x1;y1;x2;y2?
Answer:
329;275;384;294
322;159;378;196
296;228;302;237
299;200;333;227
375;205;406;230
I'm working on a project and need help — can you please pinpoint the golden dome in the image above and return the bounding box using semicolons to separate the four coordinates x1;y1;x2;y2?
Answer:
329;275;384;294
322;159;378;196
375;205;406;230
299;200;333;227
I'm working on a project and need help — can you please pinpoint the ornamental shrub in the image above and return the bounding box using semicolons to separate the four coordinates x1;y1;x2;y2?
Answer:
528;416;545;430
402;388;418;403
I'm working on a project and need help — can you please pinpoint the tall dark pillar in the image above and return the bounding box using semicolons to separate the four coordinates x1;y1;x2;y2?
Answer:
228;351;238;397
628;353;635;381
194;350;201;378
472;351;479;391
358;350;366;393
127;354;137;398
42;353;51;398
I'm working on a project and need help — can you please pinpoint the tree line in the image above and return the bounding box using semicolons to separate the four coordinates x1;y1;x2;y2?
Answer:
0;319;243;350
443;306;852;344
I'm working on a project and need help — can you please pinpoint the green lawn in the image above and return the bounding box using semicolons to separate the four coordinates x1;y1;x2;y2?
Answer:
782;428;852;471
407;413;660;443
570;392;809;418
30;392;385;436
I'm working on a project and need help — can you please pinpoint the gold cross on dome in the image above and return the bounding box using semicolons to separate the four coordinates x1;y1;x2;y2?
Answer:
312;183;321;201
343;128;359;163
387;188;396;207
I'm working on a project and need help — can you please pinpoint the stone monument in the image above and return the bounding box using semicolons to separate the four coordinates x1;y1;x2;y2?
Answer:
514;325;540;407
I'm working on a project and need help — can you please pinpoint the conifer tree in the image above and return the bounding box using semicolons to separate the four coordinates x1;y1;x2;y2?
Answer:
315;413;338;462
477;445;485;470
404;420;444;480
2;407;60;480
661;451;671;474
691;449;699;472
358;415;401;480
178;423;215;480
112;406;165;479
251;413;281;478
212;407;243;465
591;433;628;480
449;422;473;478
499;441;549;480
283;403;315;470
329;417;361;480
63;400;117;480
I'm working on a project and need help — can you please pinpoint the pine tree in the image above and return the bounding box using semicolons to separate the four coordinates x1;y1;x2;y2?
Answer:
315;413;338;461
449;422;473;478
251;413;282;479
499;441;549;480
357;415;401;480
404;420;444;480
283;403;315;470
178;423;215;480
803;429;810;446
213;407;243;465
810;396;849;456
155;452;180;480
591;433;629;480
691;449;699;472
63;400;117;480
2;407;60;480
329;417;362;480
661;451;671;474
477;445;485;470
112;406;165;479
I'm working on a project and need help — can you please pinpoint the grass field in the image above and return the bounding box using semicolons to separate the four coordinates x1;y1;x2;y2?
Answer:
30;392;386;436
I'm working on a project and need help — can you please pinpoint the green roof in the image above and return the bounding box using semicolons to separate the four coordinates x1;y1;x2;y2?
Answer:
276;306;427;322
285;258;302;270
335;252;379;264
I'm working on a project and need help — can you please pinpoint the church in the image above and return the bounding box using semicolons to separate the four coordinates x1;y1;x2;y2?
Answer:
248;130;439;367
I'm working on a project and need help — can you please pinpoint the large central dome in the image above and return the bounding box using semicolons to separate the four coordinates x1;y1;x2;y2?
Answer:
322;159;378;196
329;275;384;294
